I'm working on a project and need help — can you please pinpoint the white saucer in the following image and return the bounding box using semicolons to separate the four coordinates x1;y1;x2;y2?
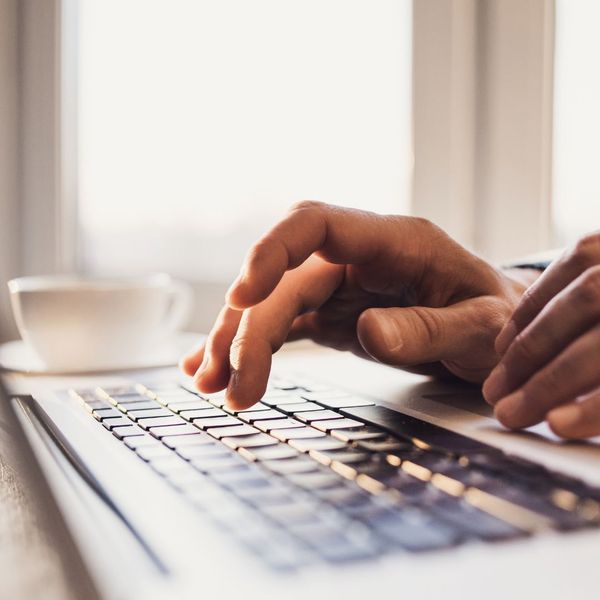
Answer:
0;332;205;375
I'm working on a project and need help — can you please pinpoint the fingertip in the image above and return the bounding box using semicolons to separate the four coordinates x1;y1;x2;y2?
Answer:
547;404;583;439
356;308;398;363
179;347;205;376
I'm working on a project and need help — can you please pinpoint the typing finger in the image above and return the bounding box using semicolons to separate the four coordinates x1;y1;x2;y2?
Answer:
494;323;600;429
225;257;344;409
193;306;243;393
179;340;205;376
226;202;444;310
495;234;600;354
484;266;600;404
547;389;600;439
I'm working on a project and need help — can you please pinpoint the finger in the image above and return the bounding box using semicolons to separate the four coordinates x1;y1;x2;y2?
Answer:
356;296;506;383
494;324;600;429
226;202;453;310
225;257;344;409
495;234;600;354
484;265;600;404
179;340;205;376
547;389;600;439
193;306;243;394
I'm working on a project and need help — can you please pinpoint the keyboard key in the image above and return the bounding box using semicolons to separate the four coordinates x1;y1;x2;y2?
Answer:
168;400;215;412
288;472;342;490
179;407;227;421
206;424;259;439
366;507;462;551
311;418;364;432
330;428;386;442
123;434;160;449
175;443;232;461
228;402;271;414
127;408;173;421
102;417;133;430
162;433;212;449
262;395;308;406
278;402;324;414
117;400;161;412
192;416;243;429
312;397;375;409
222;433;279;450
309;449;371;466
136;445;175;461
271;427;327;442
262;501;321;526
112;425;146;439
92;407;123;420
261;457;320;475
288;437;347;453
190;455;249;474
299;391;350;402
138;416;187;430
357;438;409;453
295;410;341;423
150;424;201;439
254;418;304;432
243;445;301;461
237;409;287;423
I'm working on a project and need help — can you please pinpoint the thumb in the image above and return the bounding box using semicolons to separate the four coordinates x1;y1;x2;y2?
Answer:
357;298;501;372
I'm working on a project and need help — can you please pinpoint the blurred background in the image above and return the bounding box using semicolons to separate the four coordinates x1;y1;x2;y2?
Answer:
0;0;598;340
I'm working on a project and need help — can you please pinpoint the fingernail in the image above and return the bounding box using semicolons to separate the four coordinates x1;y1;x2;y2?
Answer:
193;354;209;382
494;390;527;428
495;321;517;355
548;404;582;431
482;364;508;405
371;310;403;351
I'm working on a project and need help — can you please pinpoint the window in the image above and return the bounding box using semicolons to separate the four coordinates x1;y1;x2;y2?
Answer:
553;0;600;245
77;0;413;282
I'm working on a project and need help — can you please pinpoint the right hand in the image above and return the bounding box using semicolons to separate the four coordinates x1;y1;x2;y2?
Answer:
181;202;529;409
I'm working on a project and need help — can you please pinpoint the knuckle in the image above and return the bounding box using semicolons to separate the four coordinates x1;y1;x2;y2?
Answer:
568;231;600;270
290;199;325;213
510;331;539;364
528;361;566;398
412;307;443;349
573;265;600;307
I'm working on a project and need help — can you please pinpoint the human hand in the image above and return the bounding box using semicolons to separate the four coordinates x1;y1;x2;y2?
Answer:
181;202;530;409
483;232;600;439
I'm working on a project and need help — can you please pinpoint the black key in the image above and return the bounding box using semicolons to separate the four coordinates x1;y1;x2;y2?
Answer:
342;405;496;455
138;415;187;430
92;407;123;420
112;425;145;439
179;407;227;420
127;408;173;421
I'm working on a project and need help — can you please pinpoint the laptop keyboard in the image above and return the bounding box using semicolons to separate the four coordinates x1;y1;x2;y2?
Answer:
70;375;600;569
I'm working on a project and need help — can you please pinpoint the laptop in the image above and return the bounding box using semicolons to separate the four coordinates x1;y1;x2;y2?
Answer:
3;344;600;600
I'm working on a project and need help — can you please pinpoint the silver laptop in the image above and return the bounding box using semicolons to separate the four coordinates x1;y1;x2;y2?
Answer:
4;347;600;600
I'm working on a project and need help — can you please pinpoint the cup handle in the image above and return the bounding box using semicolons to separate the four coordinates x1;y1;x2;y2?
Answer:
160;280;193;336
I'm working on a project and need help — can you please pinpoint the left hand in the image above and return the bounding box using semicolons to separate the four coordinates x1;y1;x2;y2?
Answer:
483;231;600;439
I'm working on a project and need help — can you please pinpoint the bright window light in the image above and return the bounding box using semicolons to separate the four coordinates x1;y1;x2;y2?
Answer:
553;0;600;245
77;0;412;281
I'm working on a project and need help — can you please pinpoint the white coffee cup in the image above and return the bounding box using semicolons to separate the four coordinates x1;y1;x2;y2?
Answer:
7;273;193;372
